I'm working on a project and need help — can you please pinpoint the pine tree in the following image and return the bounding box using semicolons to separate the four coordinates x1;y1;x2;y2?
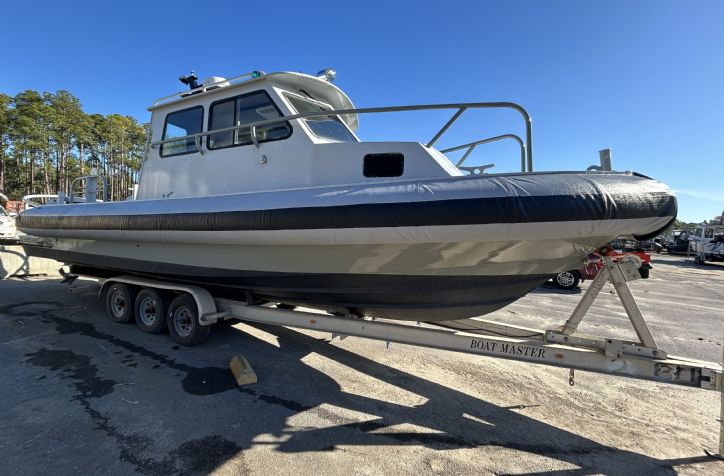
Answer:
0;89;148;202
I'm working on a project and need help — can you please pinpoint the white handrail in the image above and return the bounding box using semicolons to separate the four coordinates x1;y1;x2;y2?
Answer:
150;102;534;171
441;134;526;172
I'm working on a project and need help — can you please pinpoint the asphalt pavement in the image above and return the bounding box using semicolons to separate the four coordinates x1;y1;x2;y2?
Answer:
0;253;722;475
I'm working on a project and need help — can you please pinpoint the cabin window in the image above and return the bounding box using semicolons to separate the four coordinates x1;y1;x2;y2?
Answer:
208;100;235;148
694;228;702;237
161;106;203;157
207;90;291;150
363;153;404;177
705;228;714;238
284;93;357;143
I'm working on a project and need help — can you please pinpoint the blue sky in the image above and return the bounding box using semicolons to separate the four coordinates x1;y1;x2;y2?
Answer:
2;0;722;222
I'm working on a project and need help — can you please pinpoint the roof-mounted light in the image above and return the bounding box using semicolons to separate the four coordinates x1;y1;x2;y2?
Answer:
251;70;263;79
317;68;336;82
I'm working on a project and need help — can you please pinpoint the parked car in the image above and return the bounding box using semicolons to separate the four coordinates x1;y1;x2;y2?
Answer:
552;254;602;290
637;240;663;253
552;249;652;290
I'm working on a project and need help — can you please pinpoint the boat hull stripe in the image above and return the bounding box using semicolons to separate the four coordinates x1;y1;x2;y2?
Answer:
18;192;676;232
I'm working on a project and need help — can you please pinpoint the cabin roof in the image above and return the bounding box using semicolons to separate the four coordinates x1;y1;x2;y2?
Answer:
148;71;358;131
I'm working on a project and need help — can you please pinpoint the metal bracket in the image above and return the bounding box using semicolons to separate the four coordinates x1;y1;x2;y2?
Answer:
551;256;657;350
200;309;230;324
544;332;665;359
427;107;467;148
251;126;260;148
194;136;204;156
459;164;495;175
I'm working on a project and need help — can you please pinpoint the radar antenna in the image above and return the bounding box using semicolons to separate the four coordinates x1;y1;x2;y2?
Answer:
179;71;200;90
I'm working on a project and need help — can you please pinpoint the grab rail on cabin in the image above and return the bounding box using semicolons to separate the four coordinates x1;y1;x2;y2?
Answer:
151;71;266;108
149;102;534;172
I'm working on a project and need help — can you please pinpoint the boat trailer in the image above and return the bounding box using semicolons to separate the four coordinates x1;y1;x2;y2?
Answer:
94;255;723;457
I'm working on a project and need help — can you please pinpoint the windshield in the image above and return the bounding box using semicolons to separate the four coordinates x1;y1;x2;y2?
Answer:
284;93;357;143
0;206;8;217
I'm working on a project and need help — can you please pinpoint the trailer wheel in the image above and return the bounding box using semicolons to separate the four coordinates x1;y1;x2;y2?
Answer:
554;271;580;290
167;294;211;346
134;288;168;334
104;283;137;323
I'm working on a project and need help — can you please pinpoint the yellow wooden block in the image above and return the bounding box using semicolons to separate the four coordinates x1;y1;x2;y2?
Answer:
229;354;257;386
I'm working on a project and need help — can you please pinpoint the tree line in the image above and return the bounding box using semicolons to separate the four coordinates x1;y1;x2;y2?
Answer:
0;90;147;202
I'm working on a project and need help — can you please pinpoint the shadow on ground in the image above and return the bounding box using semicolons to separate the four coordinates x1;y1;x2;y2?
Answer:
0;282;719;475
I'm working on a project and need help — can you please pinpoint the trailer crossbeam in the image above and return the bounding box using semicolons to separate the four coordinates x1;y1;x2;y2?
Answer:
216;299;722;391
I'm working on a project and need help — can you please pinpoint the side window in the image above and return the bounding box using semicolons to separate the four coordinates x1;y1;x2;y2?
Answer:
284;93;357;142
161;107;203;157
363;153;404;177
705;228;714;238
207;91;291;150
208;99;235;149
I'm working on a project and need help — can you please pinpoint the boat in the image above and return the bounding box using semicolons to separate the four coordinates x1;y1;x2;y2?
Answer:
16;69;677;320
0;192;18;241
688;212;724;264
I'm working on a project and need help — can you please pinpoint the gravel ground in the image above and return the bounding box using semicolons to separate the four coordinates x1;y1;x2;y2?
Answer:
0;253;722;475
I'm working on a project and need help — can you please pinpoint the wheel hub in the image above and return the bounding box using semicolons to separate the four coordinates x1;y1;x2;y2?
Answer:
558;272;575;287
139;297;158;325
173;307;193;337
111;291;126;317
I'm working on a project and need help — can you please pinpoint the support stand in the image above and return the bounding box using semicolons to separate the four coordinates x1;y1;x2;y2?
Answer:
546;256;663;358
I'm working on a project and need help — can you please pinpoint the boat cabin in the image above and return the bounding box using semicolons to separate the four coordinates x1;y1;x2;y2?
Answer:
690;212;724;243
688;212;724;263
138;70;532;200
139;70;468;200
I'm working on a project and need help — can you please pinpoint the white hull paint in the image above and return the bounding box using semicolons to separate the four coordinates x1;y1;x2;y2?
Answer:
39;235;606;277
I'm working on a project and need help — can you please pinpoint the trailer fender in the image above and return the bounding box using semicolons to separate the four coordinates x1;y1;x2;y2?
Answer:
99;276;220;325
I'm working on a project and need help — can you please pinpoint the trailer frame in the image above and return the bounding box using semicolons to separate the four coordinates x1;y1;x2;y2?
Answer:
94;256;723;456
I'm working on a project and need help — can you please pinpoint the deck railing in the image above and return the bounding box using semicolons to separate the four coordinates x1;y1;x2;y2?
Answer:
150;102;534;172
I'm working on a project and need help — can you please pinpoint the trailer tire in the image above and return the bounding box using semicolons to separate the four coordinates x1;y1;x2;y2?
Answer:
104;283;137;323
134;288;168;334
167;294;211;346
